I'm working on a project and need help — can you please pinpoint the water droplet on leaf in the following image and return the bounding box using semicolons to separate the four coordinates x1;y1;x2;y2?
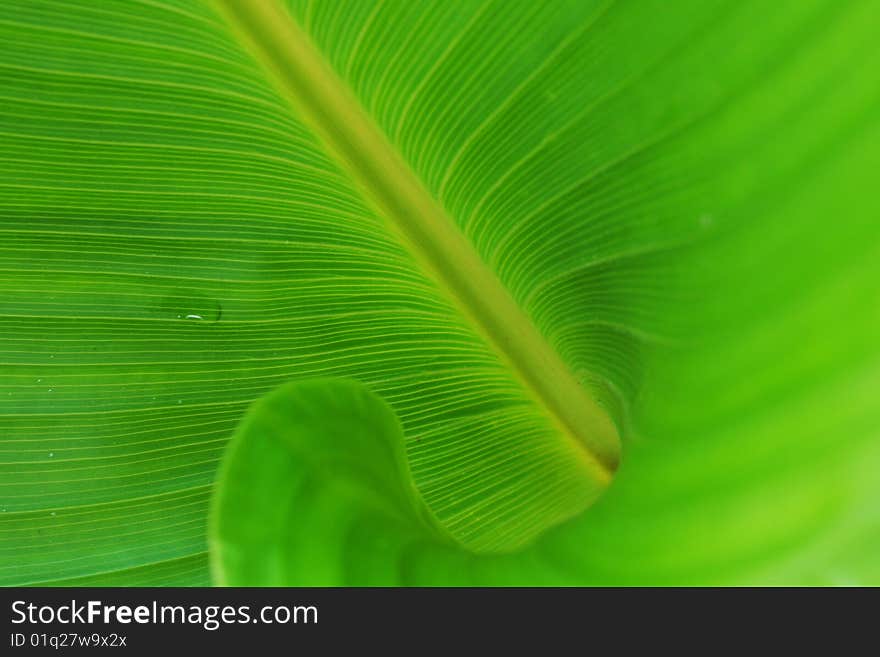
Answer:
158;292;221;323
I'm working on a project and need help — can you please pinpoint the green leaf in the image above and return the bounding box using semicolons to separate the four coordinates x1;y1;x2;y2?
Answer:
2;0;880;585
211;378;452;586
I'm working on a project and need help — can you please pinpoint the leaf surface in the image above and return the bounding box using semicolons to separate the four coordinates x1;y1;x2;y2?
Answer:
1;0;879;585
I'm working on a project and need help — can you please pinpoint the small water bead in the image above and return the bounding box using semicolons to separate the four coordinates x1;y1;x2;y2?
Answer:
48;452;54;458
159;292;222;323
177;311;211;321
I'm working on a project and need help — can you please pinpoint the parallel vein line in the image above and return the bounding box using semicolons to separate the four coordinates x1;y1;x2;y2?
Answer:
214;0;621;478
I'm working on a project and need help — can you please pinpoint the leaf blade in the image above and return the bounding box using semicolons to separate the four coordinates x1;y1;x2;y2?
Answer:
215;0;621;477
1;0;879;585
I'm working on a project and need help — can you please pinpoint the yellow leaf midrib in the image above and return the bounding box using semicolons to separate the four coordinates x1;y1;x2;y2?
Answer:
213;0;620;482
